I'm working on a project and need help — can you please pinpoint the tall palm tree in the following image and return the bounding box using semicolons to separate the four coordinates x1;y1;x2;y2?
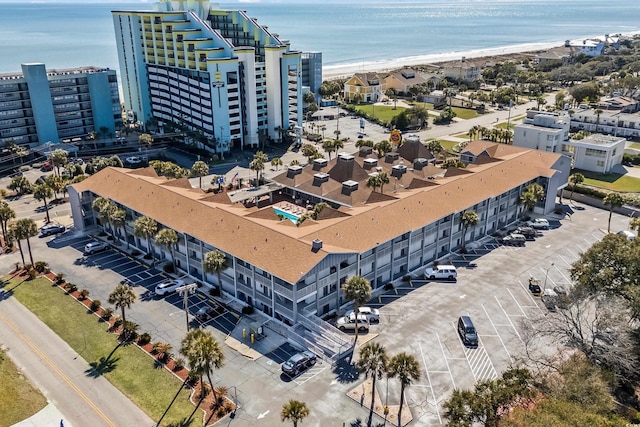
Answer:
180;328;225;400
249;159;265;184
48;148;68;177
602;193;625;233
341;275;372;346
33;184;54;224
357;342;389;413
0;202;16;246
13;218;38;265
568;173;584;203
387;352;421;427
134;216;158;264
322;139;336;160
520;183;544;213
92;196;113;233
280;400;310;427
155;228;178;271
109;207;127;245
203;250;226;289
594;108;603;132
377;172;390;193
7;223;24;265
108;283;136;338
366;175;380;192
460;210;480;252
271;157;283;171
190;160;209;189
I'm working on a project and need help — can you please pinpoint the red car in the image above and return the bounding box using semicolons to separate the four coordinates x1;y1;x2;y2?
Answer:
40;161;53;172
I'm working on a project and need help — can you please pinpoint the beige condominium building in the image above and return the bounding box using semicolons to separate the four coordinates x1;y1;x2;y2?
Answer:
69;139;569;325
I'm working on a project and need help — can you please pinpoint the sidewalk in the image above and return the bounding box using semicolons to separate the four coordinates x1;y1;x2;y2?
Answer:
0;290;153;427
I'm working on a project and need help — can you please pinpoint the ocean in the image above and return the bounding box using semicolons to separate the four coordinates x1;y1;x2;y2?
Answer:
0;1;639;76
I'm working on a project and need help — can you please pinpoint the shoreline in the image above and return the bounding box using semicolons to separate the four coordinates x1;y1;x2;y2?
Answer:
321;31;640;80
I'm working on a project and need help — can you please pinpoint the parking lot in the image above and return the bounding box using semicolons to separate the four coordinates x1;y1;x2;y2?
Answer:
0;199;635;426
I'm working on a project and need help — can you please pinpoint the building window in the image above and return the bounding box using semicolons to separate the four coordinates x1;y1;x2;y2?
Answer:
585;148;606;158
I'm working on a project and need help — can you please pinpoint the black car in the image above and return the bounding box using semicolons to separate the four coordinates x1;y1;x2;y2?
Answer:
528;278;542;296
40;223;66;236
281;350;317;376
514;226;537;240
195;305;224;322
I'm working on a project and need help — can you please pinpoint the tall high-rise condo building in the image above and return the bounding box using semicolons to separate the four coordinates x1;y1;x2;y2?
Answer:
301;52;323;103
0;64;121;147
113;0;305;154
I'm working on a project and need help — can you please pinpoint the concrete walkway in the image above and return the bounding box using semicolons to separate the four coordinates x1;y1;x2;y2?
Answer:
0;287;153;427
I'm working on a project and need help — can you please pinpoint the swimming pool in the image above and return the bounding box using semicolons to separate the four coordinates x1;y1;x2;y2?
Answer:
273;206;300;224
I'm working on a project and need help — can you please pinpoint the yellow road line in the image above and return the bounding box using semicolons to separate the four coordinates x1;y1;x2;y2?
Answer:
0;311;116;427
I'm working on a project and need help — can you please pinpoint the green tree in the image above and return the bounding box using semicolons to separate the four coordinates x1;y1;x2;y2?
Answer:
13;218;38;266
138;133;153;154
373;140;392;157
109;207;127;244
7;223;25;265
280;400;310;427
366;175;380;192
460;210;480;252
270;157;283;171
377;172;390;193
249;159;264;184
190;160;209;189
48;148;68;176
155;228;178;271
134;216;158;264
0;202;16;246
602;192;625;233
357;342;388;414
180;328;225;400
520;183;545;212
441;158;466;169
322;139;336;160
630;216;640;237
33;183;54;224
8;175;32;196
443;368;534;427
301;143;319;165
108;283;136;339
568;173;584;203
341;275;372;346
387;352;421;427
203;250;226;289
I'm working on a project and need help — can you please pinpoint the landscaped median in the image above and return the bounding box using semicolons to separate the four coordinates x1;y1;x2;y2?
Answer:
1;272;195;426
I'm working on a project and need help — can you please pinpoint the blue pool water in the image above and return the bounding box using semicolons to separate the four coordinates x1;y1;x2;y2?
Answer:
273;207;300;224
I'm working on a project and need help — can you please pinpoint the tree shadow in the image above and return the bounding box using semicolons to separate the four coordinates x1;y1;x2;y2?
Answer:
85;342;123;377
348;418;385;427
332;358;360;384
165;418;194;427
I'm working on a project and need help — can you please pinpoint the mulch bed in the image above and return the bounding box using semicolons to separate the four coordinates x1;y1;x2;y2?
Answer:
35;269;235;425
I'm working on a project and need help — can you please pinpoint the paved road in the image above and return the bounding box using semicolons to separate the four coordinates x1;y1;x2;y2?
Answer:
0;287;153;427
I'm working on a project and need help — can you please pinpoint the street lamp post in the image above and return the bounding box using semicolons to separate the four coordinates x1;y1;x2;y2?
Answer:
176;282;198;330
543;262;555;293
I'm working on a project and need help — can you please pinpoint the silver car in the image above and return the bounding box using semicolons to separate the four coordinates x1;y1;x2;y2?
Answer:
336;315;369;332
154;279;186;296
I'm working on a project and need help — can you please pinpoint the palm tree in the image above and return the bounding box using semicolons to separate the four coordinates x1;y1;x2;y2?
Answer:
8;223;24;265
520;183;544;213
342;275;372;346
249;159;265;184
33;183;54;224
377;172;390;193
568;173;584;203
280;400;310;427
203;250;226;289
180;328;225;400
301;144;319;165
271;157;283;171
13;218;38;266
366;175;380;192
0;202;16;246
155;228;178;271
603;193;625;233
92;196;111;232
191;160;209;189
387;352;421;427
357;342;389;413
594;108;603;132
460;210;480;252
630;217;640;237
109;207;127;245
138;133;153;154
48;148;68;176
374;140;392;157
108;283;136;338
322;139;336;160
134;216;158;264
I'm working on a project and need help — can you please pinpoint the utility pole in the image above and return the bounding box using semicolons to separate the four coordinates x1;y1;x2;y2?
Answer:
176;283;198;330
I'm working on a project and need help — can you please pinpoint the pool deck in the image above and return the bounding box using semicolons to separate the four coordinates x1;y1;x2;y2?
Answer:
274;202;308;216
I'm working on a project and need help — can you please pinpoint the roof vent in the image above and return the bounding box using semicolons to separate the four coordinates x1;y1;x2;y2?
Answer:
363;157;378;170
413;157;428;170
287;164;303;178
385;152;399;163
391;161;407;178
359;146;373;156
342;180;358;195
338;152;355;162
312;239;323;252
313;158;328;170
313;172;329;186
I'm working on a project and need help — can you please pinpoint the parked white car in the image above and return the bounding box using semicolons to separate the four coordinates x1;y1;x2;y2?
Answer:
346;307;380;323
424;265;457;280
525;218;550;229
84;241;108;255
336;315;369;332
154;279;186;296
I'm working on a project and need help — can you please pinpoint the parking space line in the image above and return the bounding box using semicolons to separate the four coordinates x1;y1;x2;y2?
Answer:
436;332;456;391
494;297;523;344
418;342;442;425
506;288;528;319
481;304;512;362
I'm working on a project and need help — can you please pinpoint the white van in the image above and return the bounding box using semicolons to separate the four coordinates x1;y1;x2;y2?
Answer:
617;230;635;240
424;265;457;280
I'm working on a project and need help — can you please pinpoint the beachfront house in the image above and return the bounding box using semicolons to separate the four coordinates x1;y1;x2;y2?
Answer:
343;73;385;103
383;69;427;96
564;38;605;57
440;58;481;83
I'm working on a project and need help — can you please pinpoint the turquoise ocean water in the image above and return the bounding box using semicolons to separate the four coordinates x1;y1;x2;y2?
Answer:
0;1;639;74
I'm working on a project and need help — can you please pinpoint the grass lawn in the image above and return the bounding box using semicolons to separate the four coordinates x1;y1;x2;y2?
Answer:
450;107;478;120
579;171;640;192
0;349;47;427
436;140;460;153
353;104;405;123
1;276;194;426
629;142;640;150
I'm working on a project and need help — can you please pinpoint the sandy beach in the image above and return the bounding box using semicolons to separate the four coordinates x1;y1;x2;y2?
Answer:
321;41;565;80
